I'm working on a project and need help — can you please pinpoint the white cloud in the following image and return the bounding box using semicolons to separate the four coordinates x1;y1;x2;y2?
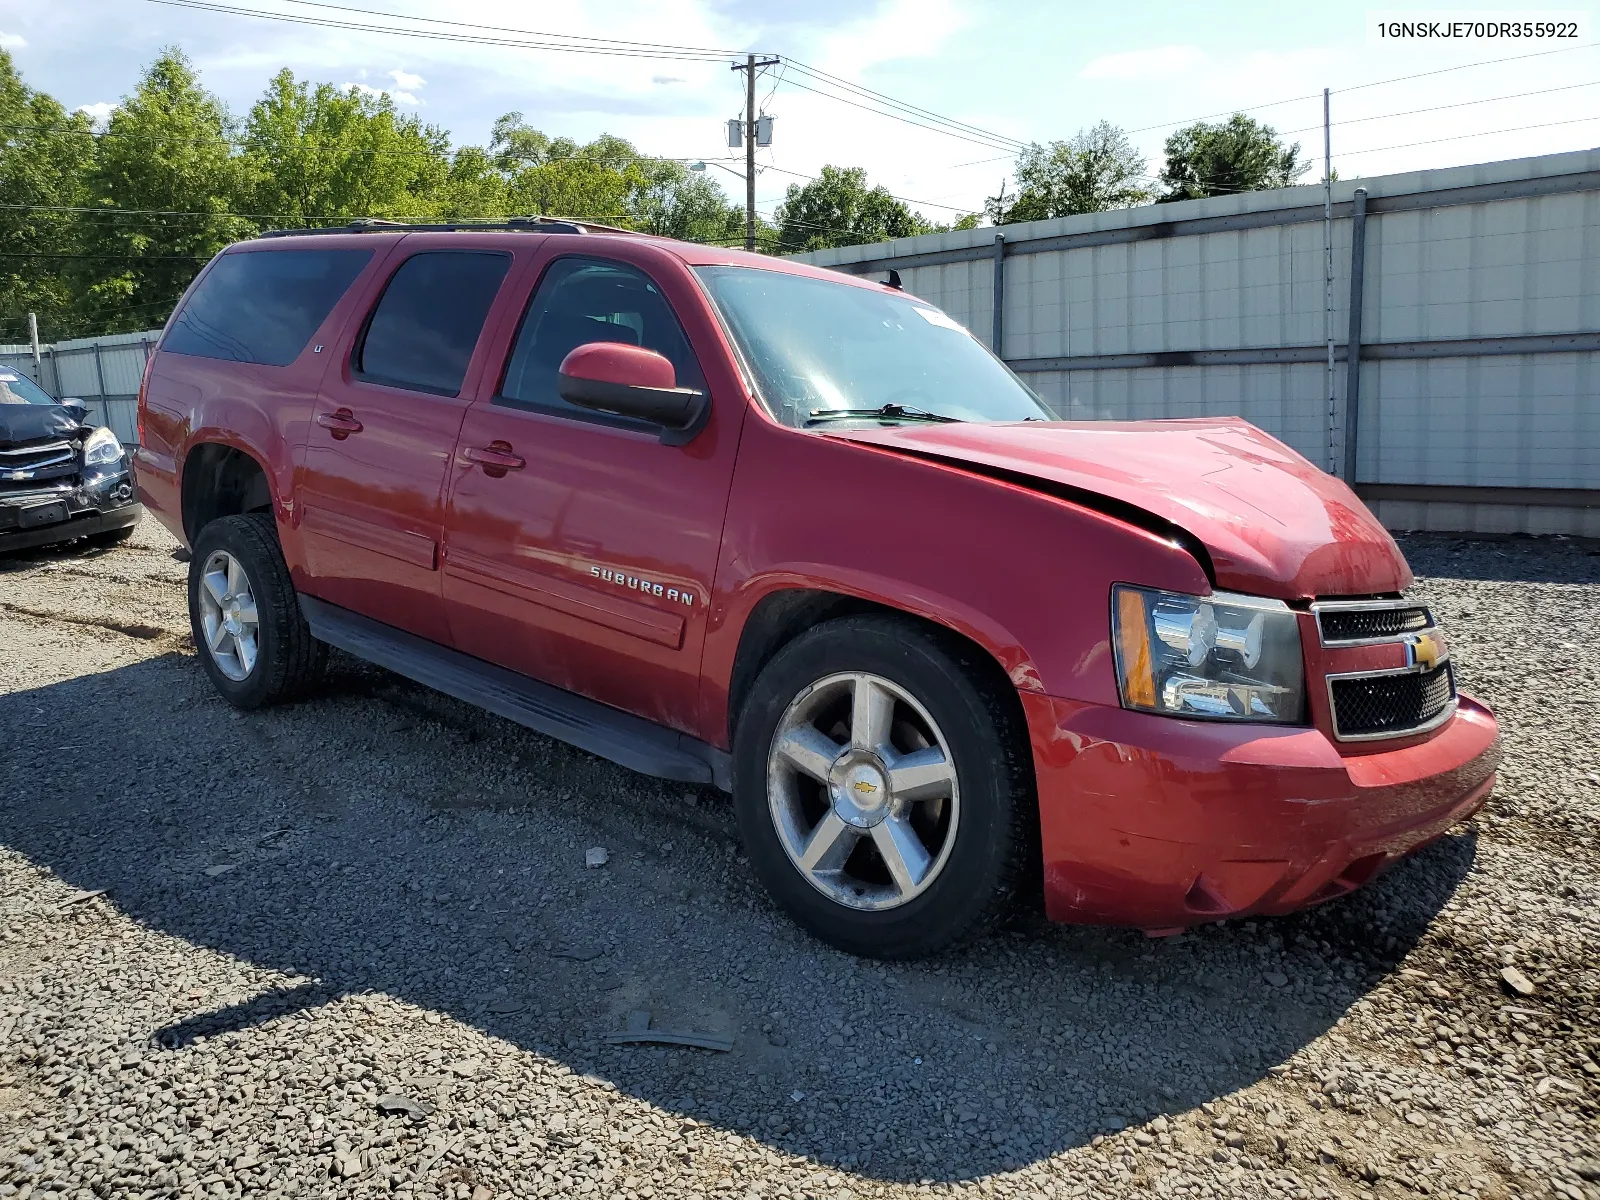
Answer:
1079;45;1206;81
651;74;685;86
388;68;425;91
0;31;27;48
76;101;115;127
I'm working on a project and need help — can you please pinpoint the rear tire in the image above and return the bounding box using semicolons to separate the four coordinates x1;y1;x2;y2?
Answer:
187;513;325;709
732;614;1036;959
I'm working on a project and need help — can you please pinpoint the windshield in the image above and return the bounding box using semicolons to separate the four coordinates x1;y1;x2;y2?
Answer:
0;369;57;406
693;265;1050;428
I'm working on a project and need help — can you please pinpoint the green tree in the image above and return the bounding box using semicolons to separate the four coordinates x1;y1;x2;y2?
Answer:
240;70;452;226
626;160;743;243
989;122;1148;223
81;49;253;335
0;50;95;342
773;165;937;253
1157;113;1308;202
433;145;508;221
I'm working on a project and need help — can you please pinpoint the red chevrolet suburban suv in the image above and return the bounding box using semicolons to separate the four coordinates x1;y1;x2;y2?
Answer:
136;218;1501;958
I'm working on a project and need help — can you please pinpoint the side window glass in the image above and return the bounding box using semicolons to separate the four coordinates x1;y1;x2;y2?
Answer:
355;251;511;396
499;258;705;416
165;248;372;366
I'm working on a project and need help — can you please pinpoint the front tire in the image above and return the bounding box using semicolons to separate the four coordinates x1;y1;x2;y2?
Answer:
187;513;325;709
732;615;1036;959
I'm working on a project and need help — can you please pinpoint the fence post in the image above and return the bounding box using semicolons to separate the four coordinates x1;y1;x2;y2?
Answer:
1343;188;1369;485
92;342;110;428
991;233;1006;357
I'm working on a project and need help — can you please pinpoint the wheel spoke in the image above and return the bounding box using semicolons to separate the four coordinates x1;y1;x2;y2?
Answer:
206;617;230;653
849;675;895;752
797;810;857;874
235;628;258;675
871;815;932;897
226;555;247;599
233;599;258;627
774;725;843;784
202;568;229;606
885;745;956;803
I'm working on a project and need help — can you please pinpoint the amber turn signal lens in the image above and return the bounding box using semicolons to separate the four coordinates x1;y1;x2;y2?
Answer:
1114;586;1157;708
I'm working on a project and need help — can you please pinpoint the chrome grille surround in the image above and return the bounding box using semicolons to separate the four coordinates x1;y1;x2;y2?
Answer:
1311;597;1458;742
1313;596;1433;646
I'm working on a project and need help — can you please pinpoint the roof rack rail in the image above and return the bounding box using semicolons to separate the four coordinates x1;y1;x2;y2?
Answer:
258;215;636;239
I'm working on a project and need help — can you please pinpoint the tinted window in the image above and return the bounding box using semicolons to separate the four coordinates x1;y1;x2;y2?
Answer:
165;249;371;366
500;258;704;415
356;252;511;396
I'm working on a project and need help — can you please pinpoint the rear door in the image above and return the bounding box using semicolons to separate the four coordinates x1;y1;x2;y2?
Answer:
294;243;514;644
440;246;745;735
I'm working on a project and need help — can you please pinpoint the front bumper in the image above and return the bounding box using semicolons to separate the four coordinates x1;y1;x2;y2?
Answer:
1023;692;1501;929
0;468;142;553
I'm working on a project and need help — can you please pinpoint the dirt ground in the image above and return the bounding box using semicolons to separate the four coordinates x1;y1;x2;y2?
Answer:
1;520;1596;1200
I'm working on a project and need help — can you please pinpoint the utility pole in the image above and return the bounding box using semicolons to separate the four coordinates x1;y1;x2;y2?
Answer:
731;54;779;252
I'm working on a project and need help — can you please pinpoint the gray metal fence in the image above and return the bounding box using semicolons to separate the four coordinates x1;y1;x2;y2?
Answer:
796;148;1600;537
0;329;159;445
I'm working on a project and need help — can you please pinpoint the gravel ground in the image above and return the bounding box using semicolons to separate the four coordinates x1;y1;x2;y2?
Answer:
1;520;1596;1200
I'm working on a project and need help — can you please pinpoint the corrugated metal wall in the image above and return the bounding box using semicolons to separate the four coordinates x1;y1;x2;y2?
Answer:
797;149;1600;537
0;330;159;445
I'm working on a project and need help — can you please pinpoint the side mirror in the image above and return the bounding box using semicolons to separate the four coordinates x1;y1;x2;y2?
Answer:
557;343;708;445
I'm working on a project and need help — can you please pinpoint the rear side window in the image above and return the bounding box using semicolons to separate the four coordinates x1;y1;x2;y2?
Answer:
499;257;704;417
354;251;511;396
164;249;371;366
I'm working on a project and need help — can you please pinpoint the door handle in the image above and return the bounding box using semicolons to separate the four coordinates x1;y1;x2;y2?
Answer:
463;442;526;476
316;409;364;440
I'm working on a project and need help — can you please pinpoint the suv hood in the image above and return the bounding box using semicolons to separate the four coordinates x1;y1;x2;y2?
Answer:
825;417;1409;600
0;402;83;448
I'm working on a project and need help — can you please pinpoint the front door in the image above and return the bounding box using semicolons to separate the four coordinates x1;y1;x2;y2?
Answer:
441;250;744;735
295;246;514;644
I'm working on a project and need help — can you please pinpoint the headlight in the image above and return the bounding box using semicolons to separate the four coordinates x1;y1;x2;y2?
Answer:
83;426;125;466
1111;585;1305;723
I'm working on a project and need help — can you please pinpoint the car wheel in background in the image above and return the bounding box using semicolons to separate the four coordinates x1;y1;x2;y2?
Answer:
732;614;1037;959
187;512;326;709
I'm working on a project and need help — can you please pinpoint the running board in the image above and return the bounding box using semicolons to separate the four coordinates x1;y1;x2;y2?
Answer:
298;595;731;790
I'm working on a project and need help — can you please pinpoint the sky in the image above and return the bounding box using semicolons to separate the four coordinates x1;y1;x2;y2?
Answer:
2;0;1597;223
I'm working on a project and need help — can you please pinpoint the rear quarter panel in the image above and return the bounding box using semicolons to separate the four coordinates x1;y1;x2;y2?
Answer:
700;416;1214;744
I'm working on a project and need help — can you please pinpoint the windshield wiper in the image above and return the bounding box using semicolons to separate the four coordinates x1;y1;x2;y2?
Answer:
805;403;962;426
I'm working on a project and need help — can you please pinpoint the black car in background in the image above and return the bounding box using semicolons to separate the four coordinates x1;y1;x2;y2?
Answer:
0;368;142;553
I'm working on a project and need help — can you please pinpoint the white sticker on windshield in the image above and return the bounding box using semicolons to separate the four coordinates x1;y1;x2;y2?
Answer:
912;305;969;333
0;372;16;381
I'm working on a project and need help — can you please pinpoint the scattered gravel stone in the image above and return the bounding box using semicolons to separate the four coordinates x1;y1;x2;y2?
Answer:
585;845;609;868
2;524;1597;1200
1500;964;1536;995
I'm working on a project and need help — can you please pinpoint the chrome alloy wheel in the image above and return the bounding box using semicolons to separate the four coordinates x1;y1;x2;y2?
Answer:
197;549;260;682
766;672;960;911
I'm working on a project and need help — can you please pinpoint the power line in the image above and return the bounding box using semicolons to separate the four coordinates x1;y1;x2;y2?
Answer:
1336;113;1600;159
262;0;740;57
779;59;1026;150
144;0;741;61
773;75;1021;152
1276;79;1600;137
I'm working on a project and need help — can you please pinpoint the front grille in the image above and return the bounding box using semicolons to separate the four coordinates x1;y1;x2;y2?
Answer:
1331;662;1455;739
1318;605;1431;643
0;439;78;491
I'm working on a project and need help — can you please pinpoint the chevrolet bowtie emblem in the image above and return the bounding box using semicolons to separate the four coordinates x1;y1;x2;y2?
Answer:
1405;630;1446;669
852;780;878;794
